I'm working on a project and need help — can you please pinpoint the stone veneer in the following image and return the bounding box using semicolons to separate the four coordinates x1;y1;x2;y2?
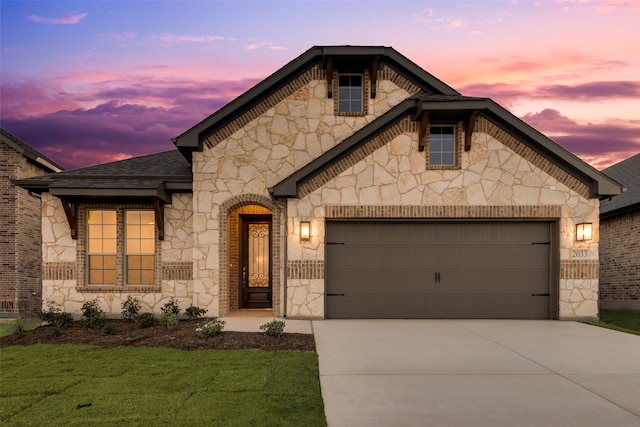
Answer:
40;193;194;316
287;117;599;319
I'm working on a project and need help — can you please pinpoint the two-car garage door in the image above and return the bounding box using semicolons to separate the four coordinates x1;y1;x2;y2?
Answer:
325;221;555;319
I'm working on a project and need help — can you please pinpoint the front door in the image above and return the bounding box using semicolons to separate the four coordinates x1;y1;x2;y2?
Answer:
240;215;272;309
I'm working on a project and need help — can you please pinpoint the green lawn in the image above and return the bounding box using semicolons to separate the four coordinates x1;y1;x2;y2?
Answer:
0;344;326;426
584;309;640;336
0;321;40;339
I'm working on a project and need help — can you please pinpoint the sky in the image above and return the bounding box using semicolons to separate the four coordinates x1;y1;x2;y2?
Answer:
1;0;639;171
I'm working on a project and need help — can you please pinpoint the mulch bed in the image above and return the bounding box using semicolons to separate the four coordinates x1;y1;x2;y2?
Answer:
0;319;316;352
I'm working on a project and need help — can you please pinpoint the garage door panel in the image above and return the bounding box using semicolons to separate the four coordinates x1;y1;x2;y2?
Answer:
326;221;553;319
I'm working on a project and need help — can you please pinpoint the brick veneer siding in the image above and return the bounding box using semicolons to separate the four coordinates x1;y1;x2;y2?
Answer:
1;142;48;318
599;210;640;309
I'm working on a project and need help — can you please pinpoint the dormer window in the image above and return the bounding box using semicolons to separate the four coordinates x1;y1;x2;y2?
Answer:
429;126;455;166
338;74;363;113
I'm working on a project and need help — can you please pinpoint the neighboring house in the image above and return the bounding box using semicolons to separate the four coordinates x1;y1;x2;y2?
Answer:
16;46;622;320
1;128;64;318
599;153;640;310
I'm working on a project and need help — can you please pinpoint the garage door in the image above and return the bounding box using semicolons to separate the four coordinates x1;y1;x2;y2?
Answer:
326;221;553;319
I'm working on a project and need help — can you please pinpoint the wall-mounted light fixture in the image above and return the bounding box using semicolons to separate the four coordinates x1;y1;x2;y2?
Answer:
300;221;311;241
576;222;593;241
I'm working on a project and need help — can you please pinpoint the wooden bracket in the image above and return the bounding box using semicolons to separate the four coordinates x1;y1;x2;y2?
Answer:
465;110;479;151
152;198;165;241
370;56;380;99
59;197;78;240
418;112;430;152
326;56;333;98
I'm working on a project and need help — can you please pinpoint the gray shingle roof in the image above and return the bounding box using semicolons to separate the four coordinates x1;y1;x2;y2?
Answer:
600;153;640;218
1;128;64;172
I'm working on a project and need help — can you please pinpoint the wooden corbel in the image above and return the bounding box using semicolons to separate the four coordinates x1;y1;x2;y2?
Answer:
152;198;165;241
370;56;380;99
326;56;333;98
59;197;78;240
418;112;430;152
465;110;479;151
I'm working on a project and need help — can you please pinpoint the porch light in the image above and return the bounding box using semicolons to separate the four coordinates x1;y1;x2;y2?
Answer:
576;222;593;241
300;221;311;241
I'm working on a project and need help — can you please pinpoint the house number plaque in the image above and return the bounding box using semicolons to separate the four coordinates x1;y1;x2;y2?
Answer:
571;249;589;259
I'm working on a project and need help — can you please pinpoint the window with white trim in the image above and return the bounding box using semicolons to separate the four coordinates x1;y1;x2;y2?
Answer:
429;125;455;166
338;74;363;113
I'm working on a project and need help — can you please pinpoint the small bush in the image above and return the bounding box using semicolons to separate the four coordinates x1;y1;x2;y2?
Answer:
49;327;63;337
10;319;27;339
39;301;73;327
81;299;106;328
260;319;286;337
196;319;226;338
160;313;180;327
121;296;142;320
103;324;117;335
160;298;181;316
185;305;208;319
136;312;157;328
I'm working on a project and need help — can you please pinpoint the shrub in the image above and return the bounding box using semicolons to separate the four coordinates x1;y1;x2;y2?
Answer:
136;312;157;328
81;299;106;328
185;305;208;319
10;319;27;340
196;319;226;338
121;296;142;320
160;313;180;327
259;319;286;337
39;301;73;327
160;298;181;316
103;324;117;335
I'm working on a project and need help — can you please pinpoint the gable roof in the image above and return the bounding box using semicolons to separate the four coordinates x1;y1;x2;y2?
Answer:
172;45;459;159
1;128;64;173
600;153;640;218
15;150;191;203
271;93;622;199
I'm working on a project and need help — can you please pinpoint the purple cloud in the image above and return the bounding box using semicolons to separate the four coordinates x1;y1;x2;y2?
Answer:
28;13;88;25
536;81;640;100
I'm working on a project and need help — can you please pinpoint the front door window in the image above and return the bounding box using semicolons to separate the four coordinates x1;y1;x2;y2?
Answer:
241;215;272;308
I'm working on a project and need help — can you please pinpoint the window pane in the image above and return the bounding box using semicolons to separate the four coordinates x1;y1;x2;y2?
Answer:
140;240;154;253
140;211;154;225
338;74;363;113
88;240;102;253
140;225;154;239
103;211;117;224
442;152;454;165
443;139;454;152
104;255;117;269
103;239;117;253
90;270;103;284
89;224;102;239
127;225;141;238
141;255;154;269
104;225;117;238
126;240;140;253
103;270;116;284
126;211;140;224
90;255;103;269
128;270;141;284
430;153;441;165
141;270;154;284
128;255;141;269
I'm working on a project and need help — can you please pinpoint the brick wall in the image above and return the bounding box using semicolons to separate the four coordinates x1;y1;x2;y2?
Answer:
1;142;48;318
599;210;640;309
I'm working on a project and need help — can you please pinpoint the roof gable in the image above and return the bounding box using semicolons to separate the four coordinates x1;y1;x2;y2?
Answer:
172;46;459;158
1;128;64;173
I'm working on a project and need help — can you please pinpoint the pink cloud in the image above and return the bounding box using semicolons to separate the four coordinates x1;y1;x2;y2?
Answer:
521;109;639;169
149;33;225;44
27;12;88;25
536;81;640;99
245;41;288;51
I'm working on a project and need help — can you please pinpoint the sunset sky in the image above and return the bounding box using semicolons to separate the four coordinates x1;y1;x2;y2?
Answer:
1;0;638;171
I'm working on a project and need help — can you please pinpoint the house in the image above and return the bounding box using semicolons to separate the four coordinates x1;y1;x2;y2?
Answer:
15;46;623;320
1;128;64;318
599;153;640;311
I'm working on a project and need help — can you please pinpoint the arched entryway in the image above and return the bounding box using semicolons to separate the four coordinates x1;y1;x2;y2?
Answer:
219;195;283;316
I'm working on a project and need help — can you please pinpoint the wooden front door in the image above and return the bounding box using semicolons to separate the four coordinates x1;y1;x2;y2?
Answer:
240;215;272;309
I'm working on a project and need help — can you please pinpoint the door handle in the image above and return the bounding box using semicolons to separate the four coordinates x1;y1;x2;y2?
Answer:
434;272;441;284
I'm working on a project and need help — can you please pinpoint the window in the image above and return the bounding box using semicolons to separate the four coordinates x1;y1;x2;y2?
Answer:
86;208;156;286
88;210;117;284
338;74;363;113
429;126;455;166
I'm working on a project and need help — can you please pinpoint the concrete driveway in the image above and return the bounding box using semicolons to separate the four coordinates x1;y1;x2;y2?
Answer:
312;320;640;427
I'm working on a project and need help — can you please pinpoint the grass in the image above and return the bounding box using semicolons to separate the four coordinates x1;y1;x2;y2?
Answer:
0;320;40;339
583;309;640;336
0;344;326;426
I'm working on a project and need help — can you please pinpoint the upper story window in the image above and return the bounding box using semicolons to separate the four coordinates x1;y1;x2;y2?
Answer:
429;126;455;166
338;74;363;113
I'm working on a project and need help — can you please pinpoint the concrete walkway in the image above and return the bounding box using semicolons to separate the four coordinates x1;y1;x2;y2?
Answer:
312;320;640;427
220;311;312;334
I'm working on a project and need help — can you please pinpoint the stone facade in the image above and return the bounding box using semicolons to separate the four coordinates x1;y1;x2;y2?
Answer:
1;141;50;317
599;210;640;309
33;49;614;320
